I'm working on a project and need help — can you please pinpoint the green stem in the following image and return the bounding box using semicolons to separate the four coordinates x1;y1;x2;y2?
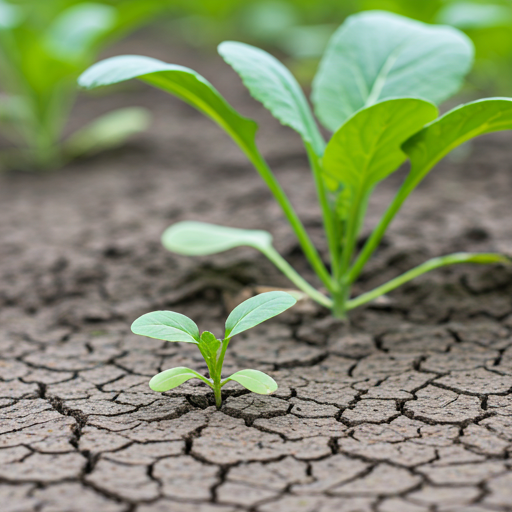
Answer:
305;143;341;283
346;252;511;311
213;381;222;409
260;245;333;309
347;175;418;285
244;145;334;292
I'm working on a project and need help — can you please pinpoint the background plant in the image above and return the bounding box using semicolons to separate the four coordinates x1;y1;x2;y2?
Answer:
80;11;512;318
131;291;297;408
0;0;166;170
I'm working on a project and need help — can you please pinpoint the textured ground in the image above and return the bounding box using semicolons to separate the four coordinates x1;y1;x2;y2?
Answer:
1;35;512;512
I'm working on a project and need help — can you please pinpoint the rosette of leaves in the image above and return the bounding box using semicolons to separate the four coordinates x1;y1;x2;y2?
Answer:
131;291;297;408
80;11;511;318
0;0;167;170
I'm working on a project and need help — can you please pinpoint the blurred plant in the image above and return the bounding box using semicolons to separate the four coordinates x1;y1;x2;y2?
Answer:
131;291;297;408
81;11;512;319
0;0;165;170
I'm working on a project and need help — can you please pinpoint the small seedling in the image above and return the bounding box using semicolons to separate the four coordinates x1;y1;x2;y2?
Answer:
131;291;297;409
80;11;512;318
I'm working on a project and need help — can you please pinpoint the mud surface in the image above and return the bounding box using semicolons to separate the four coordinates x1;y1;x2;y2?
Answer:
1;35;512;511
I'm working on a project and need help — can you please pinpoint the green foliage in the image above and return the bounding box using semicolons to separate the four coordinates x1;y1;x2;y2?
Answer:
82;11;512;318
312;11;473;131
131;291;295;408
0;0;164;170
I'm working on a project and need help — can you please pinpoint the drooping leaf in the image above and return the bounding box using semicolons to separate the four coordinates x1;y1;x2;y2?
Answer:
198;331;221;372
225;291;297;338
312;10;473;131
322;98;438;200
219;41;324;155
131;311;200;344
65;107;151;157
225;369;278;394
162;221;273;256
45;3;117;61
403;99;512;186
78;55;257;150
149;367;210;392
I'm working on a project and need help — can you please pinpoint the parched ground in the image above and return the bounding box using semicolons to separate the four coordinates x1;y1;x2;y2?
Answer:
1;36;512;512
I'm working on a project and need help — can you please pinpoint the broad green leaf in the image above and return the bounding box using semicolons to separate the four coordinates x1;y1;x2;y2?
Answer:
45;3;117;61
437;3;512;30
78;55;257;150
198;331;221;371
219;41;324;155
65;107;151;157
403;99;512;186
323;99;438;196
312;10;473;131
225;369;277;395
162;221;273;256
131;311;200;344
225;291;297;338
149;367;210;392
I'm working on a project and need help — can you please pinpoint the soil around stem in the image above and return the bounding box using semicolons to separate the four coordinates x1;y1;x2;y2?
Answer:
1;34;512;511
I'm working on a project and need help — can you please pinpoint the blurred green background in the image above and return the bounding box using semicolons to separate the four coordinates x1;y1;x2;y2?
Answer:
1;0;511;171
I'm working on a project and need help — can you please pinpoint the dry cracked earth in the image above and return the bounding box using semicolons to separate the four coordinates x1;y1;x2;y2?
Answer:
1;36;512;512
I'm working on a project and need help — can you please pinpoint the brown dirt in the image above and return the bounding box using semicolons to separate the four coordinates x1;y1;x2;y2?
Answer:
1;33;512;512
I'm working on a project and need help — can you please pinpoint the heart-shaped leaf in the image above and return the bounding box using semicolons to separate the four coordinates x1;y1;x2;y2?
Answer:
225;291;297;338
162;221;273;256
149;367;211;392
323;98;438;198
225;369;278;394
403;98;512;186
78;55;257;149
312;10;473;131
131;311;200;344
219;41;325;155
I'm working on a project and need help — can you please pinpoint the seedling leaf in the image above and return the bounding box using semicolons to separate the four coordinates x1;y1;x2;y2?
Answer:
312;10;473;131
45;3;117;61
198;331;221;372
131;311;200;344
162;221;273;256
403;98;512;185
225;291;297;338
224;369;278;394
219;41;325;155
323;98;438;197
65;107;151;157
78;55;258;150
149;367;210;392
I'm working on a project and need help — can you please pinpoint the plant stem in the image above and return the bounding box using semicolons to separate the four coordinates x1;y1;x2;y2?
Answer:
305;143;341;283
346;252;511;310
243;145;334;292
261;245;333;309
213;380;222;409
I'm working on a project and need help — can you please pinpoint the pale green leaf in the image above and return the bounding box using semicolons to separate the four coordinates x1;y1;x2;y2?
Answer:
162;221;273;256
65;107;151;157
219;41;324;155
78;55;257;149
403;99;512;186
225;369;278;394
312;10;473;131
45;3;117;61
437;2;512;30
131;311;200;344
198;331;221;371
323;98;438;196
149;367;209;392
225;291;297;338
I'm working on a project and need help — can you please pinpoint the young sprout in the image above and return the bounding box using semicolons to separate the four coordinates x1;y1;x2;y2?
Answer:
131;291;297;409
80;11;512;318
